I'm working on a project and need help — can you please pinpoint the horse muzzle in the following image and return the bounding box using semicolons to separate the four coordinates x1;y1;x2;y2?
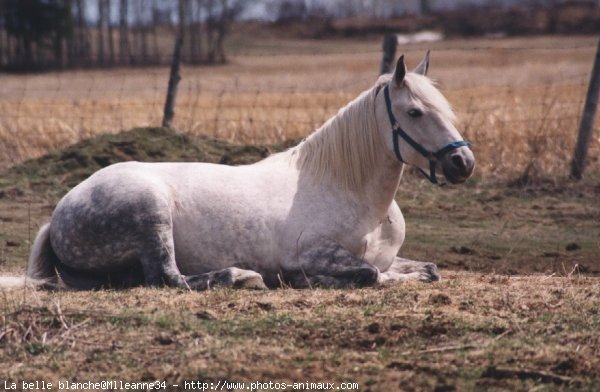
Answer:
441;147;475;184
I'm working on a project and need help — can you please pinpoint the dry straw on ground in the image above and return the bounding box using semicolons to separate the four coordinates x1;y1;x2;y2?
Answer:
0;271;597;390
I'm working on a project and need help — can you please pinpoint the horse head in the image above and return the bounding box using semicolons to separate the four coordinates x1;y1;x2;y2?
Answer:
376;52;475;185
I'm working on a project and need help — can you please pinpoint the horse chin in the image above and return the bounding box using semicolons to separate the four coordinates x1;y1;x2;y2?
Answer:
442;166;470;185
440;152;475;185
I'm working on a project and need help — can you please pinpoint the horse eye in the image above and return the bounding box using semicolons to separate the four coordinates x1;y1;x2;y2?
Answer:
408;109;423;118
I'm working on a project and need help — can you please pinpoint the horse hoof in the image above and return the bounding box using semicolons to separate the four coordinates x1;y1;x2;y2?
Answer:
230;268;268;290
420;263;441;282
355;265;379;287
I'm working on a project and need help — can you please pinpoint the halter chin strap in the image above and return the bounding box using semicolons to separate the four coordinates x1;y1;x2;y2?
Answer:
383;84;471;185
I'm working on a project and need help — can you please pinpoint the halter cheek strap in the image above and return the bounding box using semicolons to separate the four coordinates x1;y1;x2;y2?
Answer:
383;84;471;185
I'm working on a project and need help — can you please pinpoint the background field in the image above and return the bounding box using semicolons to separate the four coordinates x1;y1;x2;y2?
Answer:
1;35;599;179
0;35;599;391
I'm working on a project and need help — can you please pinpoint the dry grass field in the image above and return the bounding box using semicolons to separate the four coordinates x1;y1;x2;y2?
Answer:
1;35;599;179
1;35;599;391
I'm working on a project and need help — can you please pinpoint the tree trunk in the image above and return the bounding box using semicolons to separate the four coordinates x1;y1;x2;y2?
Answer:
152;0;160;64
215;0;229;63
23;36;33;67
0;25;4;67
188;0;199;63
195;0;204;63
178;0;186;61
107;0;115;65
76;0;89;65
119;0;130;65
53;29;64;68
98;0;105;65
65;0;76;66
139;0;148;63
205;0;216;63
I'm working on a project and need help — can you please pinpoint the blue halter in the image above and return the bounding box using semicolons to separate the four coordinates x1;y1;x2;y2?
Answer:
383;84;471;184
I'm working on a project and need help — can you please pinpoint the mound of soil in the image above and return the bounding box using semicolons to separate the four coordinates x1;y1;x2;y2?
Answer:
2;127;295;198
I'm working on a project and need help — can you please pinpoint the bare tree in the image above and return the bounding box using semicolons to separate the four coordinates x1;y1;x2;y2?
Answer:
208;0;244;63
178;0;185;35
97;0;106;64
75;0;90;64
107;0;115;65
139;0;148;63
152;0;161;63
0;0;244;71
213;0;229;63
188;0;201;64
119;0;130;65
193;0;204;63
0;26;3;67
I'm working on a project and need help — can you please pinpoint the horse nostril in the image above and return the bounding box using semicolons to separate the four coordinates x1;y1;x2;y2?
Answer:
451;154;466;171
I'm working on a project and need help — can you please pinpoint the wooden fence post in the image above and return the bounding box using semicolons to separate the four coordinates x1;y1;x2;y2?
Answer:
571;39;600;179
380;33;397;75
162;36;183;129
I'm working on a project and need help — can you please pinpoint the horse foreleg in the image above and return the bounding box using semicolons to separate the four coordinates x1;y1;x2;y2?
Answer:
183;267;267;290
378;257;440;283
283;239;379;288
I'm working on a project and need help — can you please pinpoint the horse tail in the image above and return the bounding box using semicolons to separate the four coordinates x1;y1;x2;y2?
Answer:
27;223;60;288
0;223;59;290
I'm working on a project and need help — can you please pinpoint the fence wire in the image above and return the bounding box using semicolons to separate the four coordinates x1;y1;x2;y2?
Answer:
0;38;598;179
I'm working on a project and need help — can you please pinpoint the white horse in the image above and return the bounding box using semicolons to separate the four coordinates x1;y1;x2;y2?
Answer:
1;54;474;290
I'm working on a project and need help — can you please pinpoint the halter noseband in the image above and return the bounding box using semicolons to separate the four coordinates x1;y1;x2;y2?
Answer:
383;84;471;185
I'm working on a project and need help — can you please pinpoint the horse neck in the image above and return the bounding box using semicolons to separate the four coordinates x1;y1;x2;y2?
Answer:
365;153;405;217
295;86;404;215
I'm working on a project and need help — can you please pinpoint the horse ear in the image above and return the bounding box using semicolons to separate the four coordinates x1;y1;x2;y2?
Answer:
394;55;407;86
413;50;430;76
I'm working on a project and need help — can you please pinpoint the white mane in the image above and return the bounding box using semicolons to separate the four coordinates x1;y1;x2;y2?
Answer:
293;82;383;193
